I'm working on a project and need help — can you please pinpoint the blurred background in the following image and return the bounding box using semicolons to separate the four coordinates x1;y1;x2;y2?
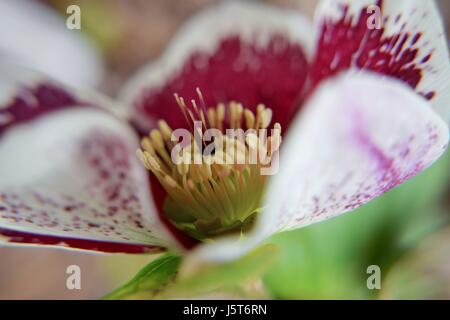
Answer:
0;0;449;299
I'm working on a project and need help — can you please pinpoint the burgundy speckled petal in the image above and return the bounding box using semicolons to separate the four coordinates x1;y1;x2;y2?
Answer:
0;110;176;253
121;1;313;134
312;0;450;123
0;228;160;254
265;72;448;237
0;82;89;138
191;72;449;262
0;64;123;138
0;65;178;253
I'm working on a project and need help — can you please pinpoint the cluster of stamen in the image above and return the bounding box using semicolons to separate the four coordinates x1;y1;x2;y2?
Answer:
137;89;281;240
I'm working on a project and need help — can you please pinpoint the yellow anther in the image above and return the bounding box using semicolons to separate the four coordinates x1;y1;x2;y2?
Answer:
254;104;265;129
158;120;172;141
145;151;161;170
244;109;255;129
270;123;282;152
141;137;155;154
217;103;225;130
177;162;189;176
208;108;216;128
136;149;146;164
235;103;243;124
150;129;165;150
261;108;273;129
164;175;178;188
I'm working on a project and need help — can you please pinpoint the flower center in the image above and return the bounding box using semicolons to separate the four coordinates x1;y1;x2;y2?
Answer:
137;89;281;241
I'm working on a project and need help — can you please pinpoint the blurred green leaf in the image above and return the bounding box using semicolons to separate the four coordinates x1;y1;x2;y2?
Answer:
103;253;181;300
163;244;279;298
263;152;450;299
381;226;450;299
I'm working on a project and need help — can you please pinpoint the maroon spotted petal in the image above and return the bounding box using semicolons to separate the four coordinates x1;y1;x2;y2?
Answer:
0;83;90;138
0;228;159;254
121;1;313;134
311;0;450;122
0;64;179;253
134;36;308;133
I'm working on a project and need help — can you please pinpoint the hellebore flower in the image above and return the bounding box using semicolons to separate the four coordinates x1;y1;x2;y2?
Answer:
0;0;449;263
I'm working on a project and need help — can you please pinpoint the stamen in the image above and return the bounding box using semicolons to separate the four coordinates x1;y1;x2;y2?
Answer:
254;104;265;129
137;92;282;240
244;109;255;129
158;120;173;141
208;108;216;128
261;109;273;129
217;103;225;131
196;87;210;127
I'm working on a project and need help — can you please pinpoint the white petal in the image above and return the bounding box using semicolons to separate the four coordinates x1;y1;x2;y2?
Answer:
120;0;313;131
0;65;177;253
0;0;104;88
265;71;448;235
312;0;450;123
191;71;449;261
